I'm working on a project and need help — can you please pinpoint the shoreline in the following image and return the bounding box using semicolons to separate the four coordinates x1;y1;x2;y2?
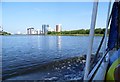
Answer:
47;34;104;36
1;34;105;36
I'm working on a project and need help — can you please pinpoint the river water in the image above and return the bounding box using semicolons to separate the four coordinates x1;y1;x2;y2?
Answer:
2;35;104;80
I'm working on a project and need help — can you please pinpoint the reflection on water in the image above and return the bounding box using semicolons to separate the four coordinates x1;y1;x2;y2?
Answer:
57;36;62;51
42;36;49;50
37;36;40;49
37;36;62;51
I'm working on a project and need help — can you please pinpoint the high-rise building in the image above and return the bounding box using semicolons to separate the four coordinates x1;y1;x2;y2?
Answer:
56;24;62;32
27;27;34;35
42;24;49;35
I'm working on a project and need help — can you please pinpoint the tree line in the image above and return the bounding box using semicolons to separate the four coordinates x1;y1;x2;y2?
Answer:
0;31;11;35
48;28;110;35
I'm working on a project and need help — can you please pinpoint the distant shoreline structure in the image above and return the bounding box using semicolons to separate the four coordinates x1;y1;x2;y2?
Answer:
26;24;62;35
1;28;108;36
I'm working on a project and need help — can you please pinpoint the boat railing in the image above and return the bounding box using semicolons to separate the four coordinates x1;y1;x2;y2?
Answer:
84;0;112;80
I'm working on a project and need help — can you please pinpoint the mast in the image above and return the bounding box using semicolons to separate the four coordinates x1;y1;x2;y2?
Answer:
103;0;111;55
84;0;99;80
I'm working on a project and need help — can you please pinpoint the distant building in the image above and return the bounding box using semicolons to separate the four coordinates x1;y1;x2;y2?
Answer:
37;29;41;35
42;24;49;35
56;24;62;32
34;30;38;35
27;27;35;35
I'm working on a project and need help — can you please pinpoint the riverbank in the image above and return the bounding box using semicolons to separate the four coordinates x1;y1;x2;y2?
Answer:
1;34;105;36
47;34;104;36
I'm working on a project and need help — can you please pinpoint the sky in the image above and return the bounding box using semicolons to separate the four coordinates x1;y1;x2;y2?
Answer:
1;2;111;34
